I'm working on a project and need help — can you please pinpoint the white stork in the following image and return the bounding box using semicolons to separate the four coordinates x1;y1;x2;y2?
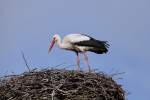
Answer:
48;33;109;72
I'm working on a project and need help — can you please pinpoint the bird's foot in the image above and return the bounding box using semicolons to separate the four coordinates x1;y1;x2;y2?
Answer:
86;65;91;73
76;67;80;72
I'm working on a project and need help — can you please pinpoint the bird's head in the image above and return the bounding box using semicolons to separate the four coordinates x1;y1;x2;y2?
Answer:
48;34;60;53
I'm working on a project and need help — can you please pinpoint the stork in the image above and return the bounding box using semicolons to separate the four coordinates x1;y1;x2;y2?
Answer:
48;33;109;72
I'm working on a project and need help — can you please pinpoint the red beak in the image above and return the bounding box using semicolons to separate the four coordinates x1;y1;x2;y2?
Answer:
48;39;55;53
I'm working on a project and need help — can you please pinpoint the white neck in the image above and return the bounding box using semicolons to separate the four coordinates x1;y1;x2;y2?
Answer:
55;35;64;49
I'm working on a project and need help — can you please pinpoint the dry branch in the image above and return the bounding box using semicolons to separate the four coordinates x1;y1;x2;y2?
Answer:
0;69;125;100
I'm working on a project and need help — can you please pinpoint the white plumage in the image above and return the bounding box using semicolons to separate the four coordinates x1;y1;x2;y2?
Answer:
48;33;109;72
63;34;90;43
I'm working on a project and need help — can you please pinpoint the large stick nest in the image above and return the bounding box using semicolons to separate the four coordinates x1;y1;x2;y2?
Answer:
0;69;125;100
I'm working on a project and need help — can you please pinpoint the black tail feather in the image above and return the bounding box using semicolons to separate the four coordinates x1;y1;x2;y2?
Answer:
89;40;109;54
73;38;109;54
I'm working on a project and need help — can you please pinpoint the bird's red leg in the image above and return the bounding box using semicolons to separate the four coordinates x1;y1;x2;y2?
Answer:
76;53;80;72
83;52;91;72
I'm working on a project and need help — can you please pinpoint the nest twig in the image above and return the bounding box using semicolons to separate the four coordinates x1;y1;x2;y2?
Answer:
0;69;125;100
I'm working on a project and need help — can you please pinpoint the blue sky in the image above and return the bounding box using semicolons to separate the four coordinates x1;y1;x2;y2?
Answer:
0;0;150;99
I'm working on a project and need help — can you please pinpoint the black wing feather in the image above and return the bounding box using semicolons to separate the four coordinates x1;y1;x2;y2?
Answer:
73;37;109;54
